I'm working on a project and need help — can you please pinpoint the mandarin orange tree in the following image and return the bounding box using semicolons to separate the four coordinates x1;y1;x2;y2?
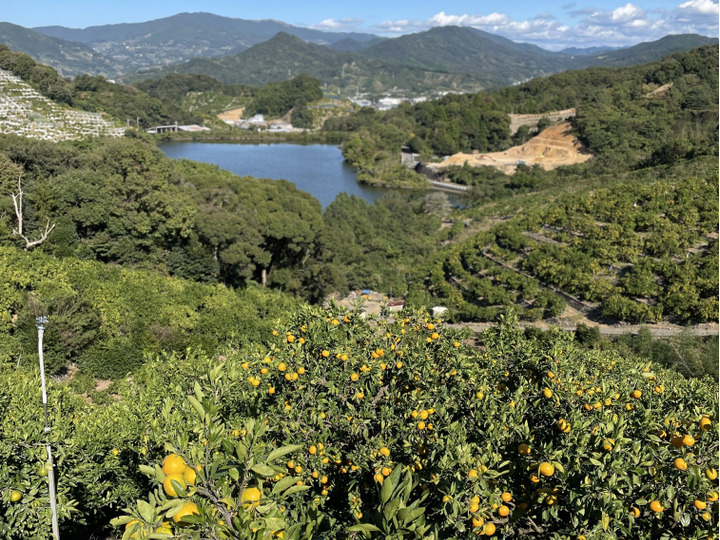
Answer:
112;307;718;539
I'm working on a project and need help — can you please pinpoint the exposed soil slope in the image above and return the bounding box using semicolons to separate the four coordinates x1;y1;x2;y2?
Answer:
430;121;592;174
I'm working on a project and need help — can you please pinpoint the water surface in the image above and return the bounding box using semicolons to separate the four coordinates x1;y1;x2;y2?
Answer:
159;142;391;209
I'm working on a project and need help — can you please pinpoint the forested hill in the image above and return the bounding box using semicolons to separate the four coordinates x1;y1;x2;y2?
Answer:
125;32;486;94
325;45;718;182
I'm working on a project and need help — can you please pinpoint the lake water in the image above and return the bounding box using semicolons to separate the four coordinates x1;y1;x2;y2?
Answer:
159;142;392;209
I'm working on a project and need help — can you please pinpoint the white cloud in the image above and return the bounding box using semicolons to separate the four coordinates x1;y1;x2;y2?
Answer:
677;0;720;14
309;17;364;32
352;0;718;50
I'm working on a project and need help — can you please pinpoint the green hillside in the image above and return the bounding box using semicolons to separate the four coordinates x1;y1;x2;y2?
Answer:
129;32;486;95
358;26;567;87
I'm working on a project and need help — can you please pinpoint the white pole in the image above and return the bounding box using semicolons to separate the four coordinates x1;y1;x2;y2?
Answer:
36;316;60;540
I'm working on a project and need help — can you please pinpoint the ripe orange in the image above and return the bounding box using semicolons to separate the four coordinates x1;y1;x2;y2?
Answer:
649;500;664;513
501;492;512;503
708;491;719;502
373;473;384;483
539;462;555;477
631;507;641;518
673;458;687;471
182;467;197;486
483;523;496;535
543;388;553;399
700;416;712;431
682;434;695;447
172;501;199;523
379;447;390;457
162;454;187;475
706;468;718;480
472;516;484;527
241;487;262;508
498;505;510;516
163;473;186;497
631;390;642;399
694;500;707;510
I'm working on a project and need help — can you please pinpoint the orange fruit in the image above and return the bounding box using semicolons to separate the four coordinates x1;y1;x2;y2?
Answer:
162;454;187;475
379;447;390;457
695;500;707;510
539;462;555;477
172;501;199;523
674;458;688;471
498;505;510;516
501;492;512;503
241;487;262;508
631;390;642;399
163;473;186;497
706;468;718;480
483;523;496;536
649;500;664;513
10;490;21;502
631;507;641;518
518;444;531;456
682;434;695;447
182;467;197;486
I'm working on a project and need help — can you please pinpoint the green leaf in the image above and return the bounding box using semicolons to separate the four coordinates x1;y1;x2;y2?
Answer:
251;464;277;477
398;507;425;526
266;444;303;463
139;465;155;477
110;516;135;526
228;468;240;481
264;517;287;530
380;472;394;503
347;524;382;533
187;395;206;420
601;511;609;531
273;476;298;494
137;499;155;523
283;485;311;497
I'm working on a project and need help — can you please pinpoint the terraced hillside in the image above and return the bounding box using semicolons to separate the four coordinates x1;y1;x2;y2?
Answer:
0;69;125;141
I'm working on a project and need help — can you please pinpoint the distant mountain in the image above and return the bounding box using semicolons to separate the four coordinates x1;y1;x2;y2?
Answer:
328;37;386;52
560;46;618;56
355;26;571;89
0;22;117;76
128;32;486;95
34;12;378;73
577;34;719;68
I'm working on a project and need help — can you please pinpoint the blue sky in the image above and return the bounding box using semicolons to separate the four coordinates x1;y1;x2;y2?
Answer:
4;0;718;49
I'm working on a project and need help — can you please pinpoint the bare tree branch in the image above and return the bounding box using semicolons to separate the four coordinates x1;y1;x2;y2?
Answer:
9;175;56;251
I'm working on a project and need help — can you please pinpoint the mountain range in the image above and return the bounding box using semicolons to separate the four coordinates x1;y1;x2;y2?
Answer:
0;12;716;93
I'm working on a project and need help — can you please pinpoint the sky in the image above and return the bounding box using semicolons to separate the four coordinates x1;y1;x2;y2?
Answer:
3;0;718;50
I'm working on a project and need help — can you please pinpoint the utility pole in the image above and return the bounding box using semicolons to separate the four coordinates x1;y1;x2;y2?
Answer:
36;316;60;540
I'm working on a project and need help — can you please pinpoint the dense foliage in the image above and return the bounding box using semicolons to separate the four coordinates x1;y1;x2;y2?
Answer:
326;45;718;185
2;309;717;539
0;246;299;378
408;160;718;324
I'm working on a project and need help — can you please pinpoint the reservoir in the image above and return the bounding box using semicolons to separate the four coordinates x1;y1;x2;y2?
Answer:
159;142;392;209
